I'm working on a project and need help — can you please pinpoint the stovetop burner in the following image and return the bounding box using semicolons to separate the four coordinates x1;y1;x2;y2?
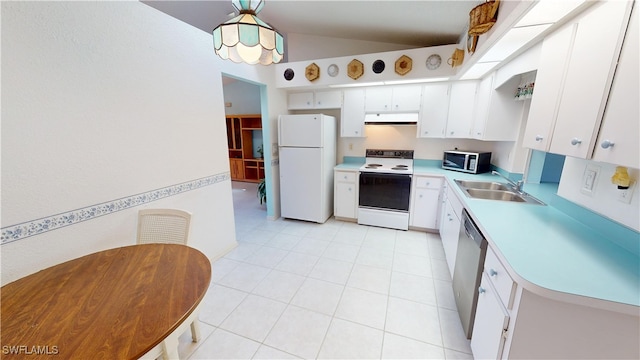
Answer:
366;164;383;167
391;167;409;170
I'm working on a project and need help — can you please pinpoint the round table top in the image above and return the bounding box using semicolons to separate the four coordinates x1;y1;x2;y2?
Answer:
1;243;211;359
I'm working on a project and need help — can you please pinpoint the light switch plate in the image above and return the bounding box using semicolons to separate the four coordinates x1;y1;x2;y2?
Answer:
580;164;600;196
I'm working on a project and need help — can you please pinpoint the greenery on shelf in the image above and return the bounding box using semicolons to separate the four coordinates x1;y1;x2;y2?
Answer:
257;145;264;159
257;178;267;205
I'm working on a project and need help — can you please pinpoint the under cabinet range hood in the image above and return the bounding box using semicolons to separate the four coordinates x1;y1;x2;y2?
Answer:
364;112;418;125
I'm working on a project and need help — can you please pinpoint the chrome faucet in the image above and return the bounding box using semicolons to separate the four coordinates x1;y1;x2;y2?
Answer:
492;170;525;193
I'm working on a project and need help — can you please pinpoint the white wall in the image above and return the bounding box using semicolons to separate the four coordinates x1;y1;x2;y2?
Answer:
0;2;285;284
224;80;262;115
558;157;639;232
286;33;415;62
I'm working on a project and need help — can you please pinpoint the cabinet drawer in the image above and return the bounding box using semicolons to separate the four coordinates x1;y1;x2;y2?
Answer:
485;247;516;309
414;176;443;190
335;171;357;183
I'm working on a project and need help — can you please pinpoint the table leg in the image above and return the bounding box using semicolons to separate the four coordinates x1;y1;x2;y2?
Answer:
190;319;201;342
161;334;180;360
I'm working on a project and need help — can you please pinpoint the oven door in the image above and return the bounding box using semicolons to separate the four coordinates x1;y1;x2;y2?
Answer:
359;172;412;212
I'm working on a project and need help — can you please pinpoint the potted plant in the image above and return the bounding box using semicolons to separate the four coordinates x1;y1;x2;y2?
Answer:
257;178;267;205
257;145;264;159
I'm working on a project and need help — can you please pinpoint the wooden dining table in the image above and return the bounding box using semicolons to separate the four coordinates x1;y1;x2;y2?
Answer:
1;243;211;359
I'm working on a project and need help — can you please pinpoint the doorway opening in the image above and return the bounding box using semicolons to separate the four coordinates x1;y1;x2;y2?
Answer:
222;75;267;216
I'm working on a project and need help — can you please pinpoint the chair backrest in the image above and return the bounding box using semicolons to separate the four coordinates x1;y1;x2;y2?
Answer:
137;209;192;245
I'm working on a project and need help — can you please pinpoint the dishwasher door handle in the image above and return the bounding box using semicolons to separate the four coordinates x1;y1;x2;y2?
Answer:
464;224;474;242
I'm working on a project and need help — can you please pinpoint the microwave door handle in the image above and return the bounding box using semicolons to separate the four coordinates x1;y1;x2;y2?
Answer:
464;155;470;171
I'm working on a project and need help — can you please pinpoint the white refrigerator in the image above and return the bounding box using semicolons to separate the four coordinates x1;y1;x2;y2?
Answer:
278;114;336;223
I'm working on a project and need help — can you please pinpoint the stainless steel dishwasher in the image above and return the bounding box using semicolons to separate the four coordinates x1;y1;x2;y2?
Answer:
452;209;487;339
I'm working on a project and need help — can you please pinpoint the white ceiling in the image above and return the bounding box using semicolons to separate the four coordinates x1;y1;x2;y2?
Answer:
142;0;483;48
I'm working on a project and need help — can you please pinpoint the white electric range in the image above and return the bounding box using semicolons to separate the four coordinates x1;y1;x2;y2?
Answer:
358;149;414;230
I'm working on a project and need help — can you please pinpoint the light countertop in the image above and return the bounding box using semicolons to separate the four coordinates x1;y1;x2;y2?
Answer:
337;162;640;309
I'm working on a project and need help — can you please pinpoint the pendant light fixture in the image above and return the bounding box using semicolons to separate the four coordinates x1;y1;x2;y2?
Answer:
212;0;284;65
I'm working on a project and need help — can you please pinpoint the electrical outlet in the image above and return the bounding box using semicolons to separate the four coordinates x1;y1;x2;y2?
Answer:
617;181;635;204
580;164;600;196
349;143;353;150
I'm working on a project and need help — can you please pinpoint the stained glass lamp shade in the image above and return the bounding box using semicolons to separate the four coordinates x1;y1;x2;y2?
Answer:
212;0;284;65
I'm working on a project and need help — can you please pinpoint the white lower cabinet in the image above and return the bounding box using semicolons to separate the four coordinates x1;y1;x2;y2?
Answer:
409;176;443;229
334;170;358;220
471;273;510;360
439;181;463;276
471;246;513;360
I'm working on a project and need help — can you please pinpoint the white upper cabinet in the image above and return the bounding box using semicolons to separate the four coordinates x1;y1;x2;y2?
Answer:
365;85;422;113
417;83;450;138
472;74;525;141
288;92;315;109
523;23;576;151
314;90;342;108
288;90;342;110
548;1;632;158
341;89;366;137
524;0;633;158
592;4;639;169
445;81;477;138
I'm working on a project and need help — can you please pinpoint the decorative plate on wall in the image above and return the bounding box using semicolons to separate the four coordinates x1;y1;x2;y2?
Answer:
347;59;364;80
328;64;339;77
284;68;294;81
426;54;442;70
372;59;386;74
305;63;320;81
394;55;412;75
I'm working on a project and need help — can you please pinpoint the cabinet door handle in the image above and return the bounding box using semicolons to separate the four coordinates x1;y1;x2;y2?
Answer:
419;194;423;198
348;187;352;191
535;135;543;141
343;175;348;180
489;268;498;277
571;138;582;146
601;140;615;149
478;286;486;294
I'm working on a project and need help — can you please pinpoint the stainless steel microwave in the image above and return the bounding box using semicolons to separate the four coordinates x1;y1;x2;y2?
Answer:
442;150;491;174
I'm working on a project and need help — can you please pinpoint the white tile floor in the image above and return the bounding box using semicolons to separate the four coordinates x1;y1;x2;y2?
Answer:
177;181;473;359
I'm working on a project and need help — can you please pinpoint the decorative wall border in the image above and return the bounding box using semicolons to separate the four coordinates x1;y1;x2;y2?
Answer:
1;172;230;245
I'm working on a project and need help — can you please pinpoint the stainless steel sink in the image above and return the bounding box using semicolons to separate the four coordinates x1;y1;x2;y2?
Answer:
465;189;527;202
454;180;511;191
455;180;545;205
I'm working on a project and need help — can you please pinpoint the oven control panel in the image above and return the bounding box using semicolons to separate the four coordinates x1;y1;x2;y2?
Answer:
365;149;414;159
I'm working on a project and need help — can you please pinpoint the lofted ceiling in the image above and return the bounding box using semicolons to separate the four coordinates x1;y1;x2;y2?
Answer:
142;0;483;49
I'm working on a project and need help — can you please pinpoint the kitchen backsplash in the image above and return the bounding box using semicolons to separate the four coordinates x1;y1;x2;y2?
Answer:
558;157;639;233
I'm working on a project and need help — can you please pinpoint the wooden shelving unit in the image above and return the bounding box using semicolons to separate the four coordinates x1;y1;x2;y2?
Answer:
225;114;264;182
